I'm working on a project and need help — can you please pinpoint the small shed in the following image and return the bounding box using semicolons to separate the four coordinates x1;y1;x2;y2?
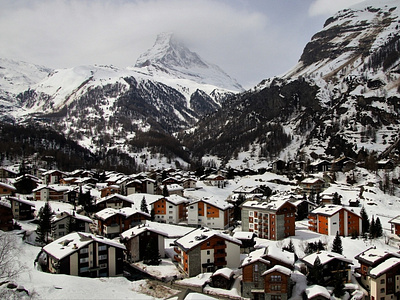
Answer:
209;267;235;290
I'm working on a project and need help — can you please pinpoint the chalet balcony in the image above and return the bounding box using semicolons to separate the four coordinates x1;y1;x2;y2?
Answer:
174;247;181;254
174;255;181;263
214;260;227;267
104;224;120;234
215;243;227;250
214;252;227;258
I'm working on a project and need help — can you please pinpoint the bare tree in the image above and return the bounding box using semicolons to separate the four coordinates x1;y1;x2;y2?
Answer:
0;232;26;298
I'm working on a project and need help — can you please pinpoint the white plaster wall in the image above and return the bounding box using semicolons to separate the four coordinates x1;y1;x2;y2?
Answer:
70;252;78;276
226;242;240;269
201;248;214;264
328;213;340;235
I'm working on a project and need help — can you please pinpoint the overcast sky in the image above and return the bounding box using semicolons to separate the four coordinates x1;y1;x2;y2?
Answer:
0;0;366;88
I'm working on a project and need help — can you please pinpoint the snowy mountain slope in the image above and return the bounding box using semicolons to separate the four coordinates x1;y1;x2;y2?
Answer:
134;32;243;92
0;58;51;120
183;0;400;166
0;34;243;164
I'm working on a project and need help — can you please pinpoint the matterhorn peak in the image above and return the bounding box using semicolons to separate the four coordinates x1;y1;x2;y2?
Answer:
135;32;207;69
134;33;243;91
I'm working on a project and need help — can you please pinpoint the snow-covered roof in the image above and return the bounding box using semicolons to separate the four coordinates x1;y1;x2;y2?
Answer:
355;247;400;265
192;197;233;210
164;183;184;192
370;257;400;278
165;194;190;205
232;231;256;240
301;250;353;267
52;210;93;224
389;215;400;225
96;193;134;205
32;184;69;193
120;223;168;240
43;232;125;261
262;265;292;277
305;284;330;299
301;177;324;184
240;248;270;268
310;204;360;217
265;246;295;267
212;267;234;279
175;227;241;252
0;182;16;191
8;196;35;207
242;199;292;212
0;198;11;208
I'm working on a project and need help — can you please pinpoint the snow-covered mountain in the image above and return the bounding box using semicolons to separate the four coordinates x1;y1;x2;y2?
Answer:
182;0;400;167
0;58;52;121
134;32;243;92
0;34;243;166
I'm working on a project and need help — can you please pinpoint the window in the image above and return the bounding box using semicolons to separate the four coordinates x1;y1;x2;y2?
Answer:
58;224;65;229
169;205;173;208
79;257;89;263
381;279;385;284
271;285;281;291
249;211;253;217
99;254;107;260
80;267;89;273
207;250;210;255
271;296;281;300
98;245;107;251
80;248;88;254
250;224;254;228
271;275;281;282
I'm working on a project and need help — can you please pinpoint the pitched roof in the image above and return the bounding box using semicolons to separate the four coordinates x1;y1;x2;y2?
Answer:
175;227;241;252
120;223;168;240
212;267;234;279
0;182;16;191
43;232;125;261
370;257;400;278
262;265;292;277
192;197;233;210
305;285;330;299
241;199;293;212
240;248;270;268
8;196;35;207
301;250;353;267
355;247;400;265
310;205;360;217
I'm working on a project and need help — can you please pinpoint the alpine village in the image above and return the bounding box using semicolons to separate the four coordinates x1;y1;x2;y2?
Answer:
2;1;400;299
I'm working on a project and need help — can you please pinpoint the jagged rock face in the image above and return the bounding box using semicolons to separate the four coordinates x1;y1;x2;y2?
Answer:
183;1;400;164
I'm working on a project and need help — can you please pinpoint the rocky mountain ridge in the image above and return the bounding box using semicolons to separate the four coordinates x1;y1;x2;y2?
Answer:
182;0;400;167
1;1;400;171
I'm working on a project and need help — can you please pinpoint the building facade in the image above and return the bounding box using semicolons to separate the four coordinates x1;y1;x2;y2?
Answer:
241;199;296;240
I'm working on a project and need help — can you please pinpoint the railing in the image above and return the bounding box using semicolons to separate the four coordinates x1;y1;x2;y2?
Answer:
174;247;181;254
174;255;181;263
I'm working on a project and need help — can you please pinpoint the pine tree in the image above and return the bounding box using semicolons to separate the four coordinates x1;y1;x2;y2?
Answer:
140;196;149;214
143;238;161;265
333;192;341;205
332;271;345;297
307;256;323;285
36;202;53;245
369;217;376;239
331;232;343;255
162;185;169;197
375;217;383;238
360;206;370;235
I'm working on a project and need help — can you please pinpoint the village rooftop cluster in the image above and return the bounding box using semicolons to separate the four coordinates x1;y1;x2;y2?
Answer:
1;156;400;299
